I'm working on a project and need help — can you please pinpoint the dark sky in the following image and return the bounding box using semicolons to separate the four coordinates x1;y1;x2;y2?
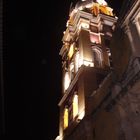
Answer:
5;0;124;140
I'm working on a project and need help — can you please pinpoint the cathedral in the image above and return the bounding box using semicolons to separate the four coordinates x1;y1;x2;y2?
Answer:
55;0;140;140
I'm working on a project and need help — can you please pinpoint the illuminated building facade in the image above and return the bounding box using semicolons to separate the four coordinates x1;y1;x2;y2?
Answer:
56;0;140;140
56;0;117;139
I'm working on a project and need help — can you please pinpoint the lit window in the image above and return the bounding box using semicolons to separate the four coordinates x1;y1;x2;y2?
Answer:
73;94;78;119
64;72;70;91
68;44;74;59
64;107;68;129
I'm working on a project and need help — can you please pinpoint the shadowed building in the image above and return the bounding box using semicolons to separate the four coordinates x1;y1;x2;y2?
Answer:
55;0;140;140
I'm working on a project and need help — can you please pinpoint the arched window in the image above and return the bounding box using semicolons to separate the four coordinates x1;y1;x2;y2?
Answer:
64;107;68;129
73;94;78;119
68;44;74;60
64;72;70;91
92;48;102;67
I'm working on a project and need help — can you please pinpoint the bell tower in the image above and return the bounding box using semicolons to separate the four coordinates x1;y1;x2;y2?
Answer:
56;0;117;140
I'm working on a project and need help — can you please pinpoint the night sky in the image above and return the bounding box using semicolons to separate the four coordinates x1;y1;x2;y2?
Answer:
5;0;124;139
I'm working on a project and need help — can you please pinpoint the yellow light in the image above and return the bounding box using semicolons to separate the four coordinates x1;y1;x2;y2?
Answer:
73;95;78;119
64;108;68;129
68;44;74;59
91;2;113;16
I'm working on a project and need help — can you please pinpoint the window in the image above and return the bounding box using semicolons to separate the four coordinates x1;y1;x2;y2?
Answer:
68;44;74;60
73;94;78;119
64;107;68;129
63;91;78;129
92;48;102;67
64;72;70;91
